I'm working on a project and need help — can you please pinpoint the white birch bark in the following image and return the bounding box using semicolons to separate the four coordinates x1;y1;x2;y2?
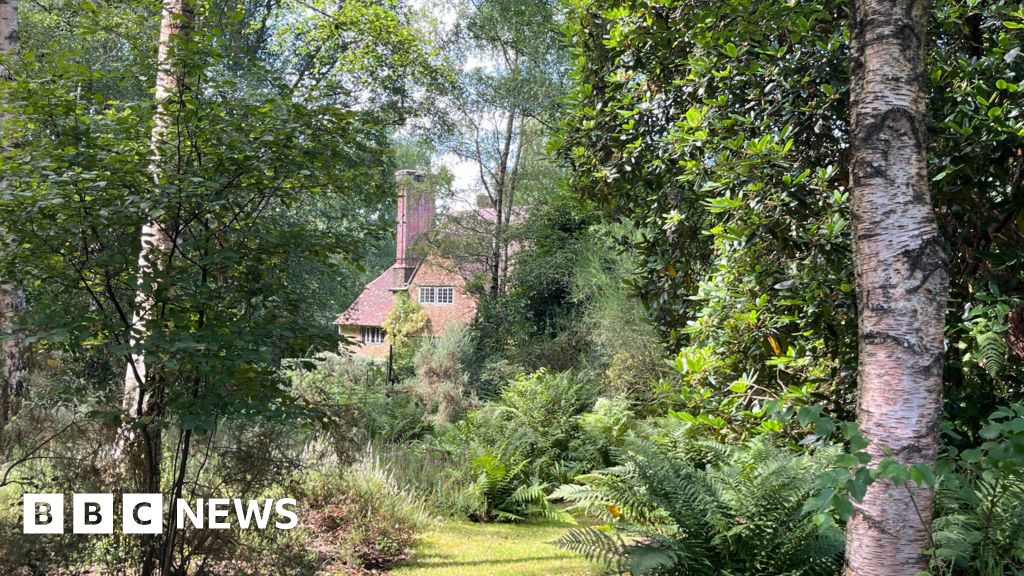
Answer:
115;0;191;456
0;0;25;427
845;1;949;574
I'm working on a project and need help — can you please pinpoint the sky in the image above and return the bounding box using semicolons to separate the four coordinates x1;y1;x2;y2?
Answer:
436;152;482;209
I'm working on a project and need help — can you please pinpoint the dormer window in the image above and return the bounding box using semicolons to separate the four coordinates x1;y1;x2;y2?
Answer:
419;286;454;305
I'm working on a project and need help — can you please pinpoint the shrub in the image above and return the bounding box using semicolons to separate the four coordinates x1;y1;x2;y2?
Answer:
465;451;573;523
407;326;475;425
554;433;844;576
929;405;1024;575
301;451;433;573
473;357;526;399
383;292;430;351
431;370;605;522
452;369;602;483
571;232;669;404
289;354;429;462
576;396;635;468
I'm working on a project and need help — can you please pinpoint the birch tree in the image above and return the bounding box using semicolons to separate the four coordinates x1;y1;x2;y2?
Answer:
447;0;563;299
0;0;26;427
115;0;192;474
846;1;949;574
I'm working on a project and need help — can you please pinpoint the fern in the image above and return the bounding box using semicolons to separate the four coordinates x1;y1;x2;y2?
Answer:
469;451;570;523
976;331;1007;378
930;407;1024;575
554;436;844;576
626;540;692;576
554;527;628;572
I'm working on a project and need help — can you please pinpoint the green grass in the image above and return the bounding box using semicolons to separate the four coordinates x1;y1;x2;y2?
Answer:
391;521;602;576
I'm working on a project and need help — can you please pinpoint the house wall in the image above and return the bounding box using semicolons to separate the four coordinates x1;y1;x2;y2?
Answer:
408;259;476;336
339;324;390;359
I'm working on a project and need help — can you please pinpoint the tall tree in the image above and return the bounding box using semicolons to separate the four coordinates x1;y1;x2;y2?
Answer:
0;0;26;427
121;1;193;574
0;0;438;571
446;0;564;298
115;0;192;483
845;1;949;574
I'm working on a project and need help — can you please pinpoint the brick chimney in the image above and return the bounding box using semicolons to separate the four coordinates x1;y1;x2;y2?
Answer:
394;169;432;286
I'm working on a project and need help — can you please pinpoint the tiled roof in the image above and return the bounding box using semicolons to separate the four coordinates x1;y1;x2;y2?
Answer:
335;266;399;326
336;203;523;329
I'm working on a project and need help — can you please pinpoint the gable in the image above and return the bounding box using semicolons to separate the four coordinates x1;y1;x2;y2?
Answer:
407;256;469;293
406;256;476;333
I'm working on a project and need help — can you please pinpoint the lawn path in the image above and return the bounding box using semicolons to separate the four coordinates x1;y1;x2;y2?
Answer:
391;521;601;576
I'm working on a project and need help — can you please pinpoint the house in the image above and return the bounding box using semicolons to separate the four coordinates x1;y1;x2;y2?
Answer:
335;170;478;358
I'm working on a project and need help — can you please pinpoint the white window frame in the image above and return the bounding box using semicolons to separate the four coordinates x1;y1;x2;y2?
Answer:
361;326;385;344
436;286;454;304
418;286;454;305
418;286;435;304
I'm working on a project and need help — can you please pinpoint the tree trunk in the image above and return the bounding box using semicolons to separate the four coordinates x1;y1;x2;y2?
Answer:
0;0;26;428
845;1;948;575
489;108;516;299
501;122;524;289
118;0;191;448
119;3;192;574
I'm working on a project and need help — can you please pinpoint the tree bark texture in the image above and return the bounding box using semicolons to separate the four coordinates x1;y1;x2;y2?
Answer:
0;0;26;427
116;0;191;470
846;1;949;575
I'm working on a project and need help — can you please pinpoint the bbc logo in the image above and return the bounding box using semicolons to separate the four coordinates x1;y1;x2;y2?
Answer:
23;494;298;534
24;494;163;534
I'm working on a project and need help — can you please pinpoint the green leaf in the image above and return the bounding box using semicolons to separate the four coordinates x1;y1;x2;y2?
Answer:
909;463;935;487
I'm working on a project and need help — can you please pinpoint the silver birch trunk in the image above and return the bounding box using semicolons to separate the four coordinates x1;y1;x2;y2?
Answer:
845;1;949;574
0;0;25;427
115;0;191;458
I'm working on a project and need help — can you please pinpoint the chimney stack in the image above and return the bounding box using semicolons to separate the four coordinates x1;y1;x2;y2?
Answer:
394;170;432;286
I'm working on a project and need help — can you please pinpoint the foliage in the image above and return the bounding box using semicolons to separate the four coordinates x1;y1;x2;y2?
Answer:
371;442;483;520
471;198;593;371
946;290;1024;445
436;370;604;521
408;326;475;425
651;345;830;441
558;0;859;428
0;366;107;574
928;405;1024;575
452;370;602;481
288;354;429;462
384;292;431;351
577;396;635;468
467;452;572;523
1;377;314;574
558;0;1024;437
558;0;850;347
472;357;526;400
2;0;1022;573
571;228;668;403
0;4;441;571
301;452;433;572
272;0;453;119
553;433;844;576
425;0;568;300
